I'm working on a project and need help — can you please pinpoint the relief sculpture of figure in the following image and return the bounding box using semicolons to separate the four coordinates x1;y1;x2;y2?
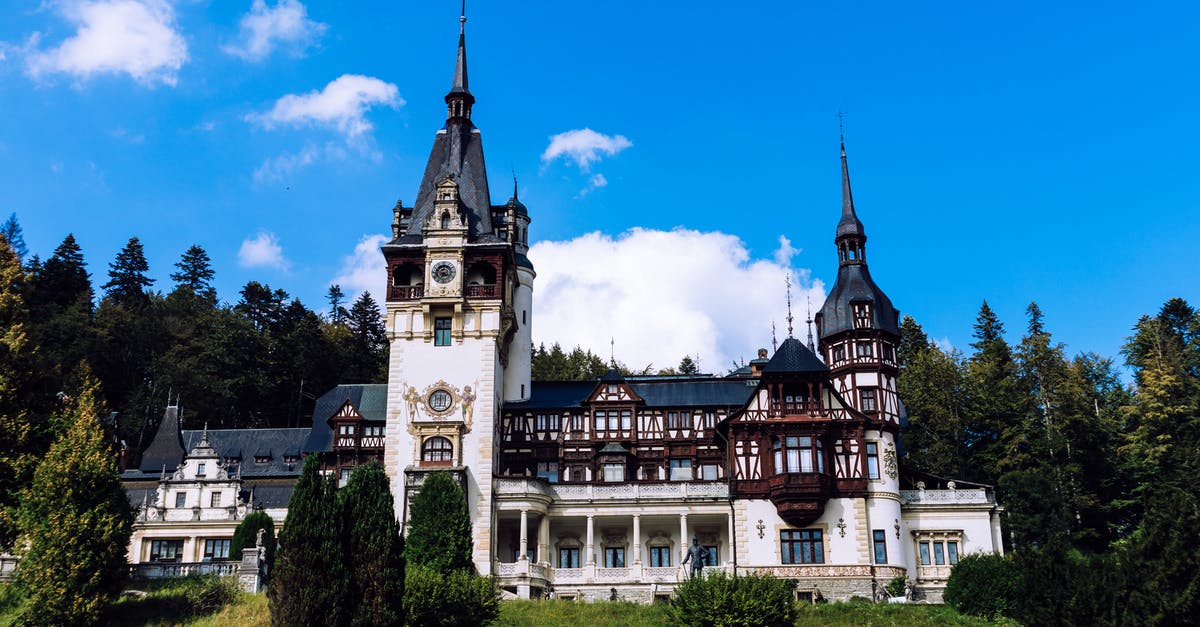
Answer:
403;385;421;420
461;382;477;427
681;536;709;579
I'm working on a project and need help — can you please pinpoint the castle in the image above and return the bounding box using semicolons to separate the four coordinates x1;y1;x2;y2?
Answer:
122;13;1003;603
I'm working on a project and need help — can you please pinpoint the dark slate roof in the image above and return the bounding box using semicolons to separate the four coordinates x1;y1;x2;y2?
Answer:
506;378;753;411
817;263;900;338
183;429;309;477
600;368;625;383
124;484;156;508
245;482;298;509
837;143;866;239
304;384;388;453
138;406;186;473
763;338;829;374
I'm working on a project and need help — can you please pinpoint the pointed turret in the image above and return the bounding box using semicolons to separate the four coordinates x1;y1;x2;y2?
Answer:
445;11;474;122
836;142;867;265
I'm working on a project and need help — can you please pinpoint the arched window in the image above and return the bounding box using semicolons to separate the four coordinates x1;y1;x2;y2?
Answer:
421;436;453;464
440;212;451;229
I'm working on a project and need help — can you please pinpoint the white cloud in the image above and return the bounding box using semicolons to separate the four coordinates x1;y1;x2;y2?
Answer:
774;235;799;266
542;128;632;171
528;228;825;374
332;233;388;305
577;173;607;197
26;0;188;86
223;0;326;62
252;144;319;184
249;74;402;138
933;337;956;353
238;231;289;270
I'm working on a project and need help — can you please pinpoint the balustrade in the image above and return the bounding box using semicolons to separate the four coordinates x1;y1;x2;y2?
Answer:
899;489;990;505
130;561;239;579
388;285;423;300
466;284;497;298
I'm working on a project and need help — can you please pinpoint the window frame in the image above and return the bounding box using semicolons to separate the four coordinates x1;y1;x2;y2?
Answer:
866;442;880;480
150;539;184;563
872;530;888;564
649;546;672;567
203;538;231;562
669;458;692;481
781;529;824;565
603;546;626;568
558;547;580;568
434;317;452;346
421;436;454;464
860;388;878;412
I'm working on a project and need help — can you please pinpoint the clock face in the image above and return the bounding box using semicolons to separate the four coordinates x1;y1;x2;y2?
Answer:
428;389;453;413
431;261;456;284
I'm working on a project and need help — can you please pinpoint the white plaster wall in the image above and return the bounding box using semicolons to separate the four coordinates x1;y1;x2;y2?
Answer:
902;510;1000;558
504;268;534;402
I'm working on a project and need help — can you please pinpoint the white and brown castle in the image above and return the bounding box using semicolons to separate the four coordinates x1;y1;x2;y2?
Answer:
121;12;1002;603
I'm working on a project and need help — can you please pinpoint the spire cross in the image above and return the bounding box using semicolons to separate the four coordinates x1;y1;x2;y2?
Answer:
610;337;616;368
785;274;795;338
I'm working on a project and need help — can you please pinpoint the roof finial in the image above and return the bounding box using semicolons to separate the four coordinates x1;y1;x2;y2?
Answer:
806;296;816;352
610;337;616;368
512;168;519;200
460;0;467;34
838;108;846;145
200;422;209;446
786;274;795;338
771;321;778;353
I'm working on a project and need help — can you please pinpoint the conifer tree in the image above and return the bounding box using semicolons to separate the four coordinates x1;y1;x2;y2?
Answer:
14;366;132;626
0;213;27;261
229;510;276;564
898;344;967;478
963;301;1027;484
406;471;473;572
170;244;216;301
340;461;404;627
0;235;41;548
327;284;347;323
270;455;348;627
897;315;930;369
101;236;155;306
28;234;95;384
678;355;700;375
345;291;388;383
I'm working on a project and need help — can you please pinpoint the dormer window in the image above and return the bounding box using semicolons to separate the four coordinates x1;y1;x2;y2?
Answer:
440;212;451;228
283;454;300;463
853;303;872;329
197;463;206;477
255;456;270;465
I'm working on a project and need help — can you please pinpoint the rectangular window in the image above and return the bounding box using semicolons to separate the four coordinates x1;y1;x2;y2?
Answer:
667;412;683;430
649;546;671;567
558;548;580;568
603;463;624;482
210;492;221;508
873;530;888;564
781;529;824;564
934;542;946;565
948;541;960;565
339;424;354;435
150;539;184;562
866;442;880;480
669;459;692;481
570;414;584;432
536;462;559;483
604;547;626;568
594;410;606;431
434;317;452;346
704;412;717;429
853;303;872;329
641;464;659;481
197;462;206;477
919;541;931;565
703;545;718;564
798;437;814;472
175;492;186;508
860;388;878;412
363;425;384;437
833;345;846;361
881;344;895;362
856;341;874;358
339;468;351;488
203;539;231;561
700;464;719;481
620;410;631;431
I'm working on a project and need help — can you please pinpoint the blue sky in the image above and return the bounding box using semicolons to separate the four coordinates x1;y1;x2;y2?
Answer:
1;1;1197;373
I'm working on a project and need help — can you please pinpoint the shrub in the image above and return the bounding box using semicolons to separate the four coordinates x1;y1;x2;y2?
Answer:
669;572;797;627
185;575;239;616
885;575;907;598
230;511;276;565
404;565;499;627
406;471;473;572
339;461;404;627
944;552;1019;618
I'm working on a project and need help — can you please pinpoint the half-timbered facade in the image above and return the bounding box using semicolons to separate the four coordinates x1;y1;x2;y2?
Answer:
373;12;1003;604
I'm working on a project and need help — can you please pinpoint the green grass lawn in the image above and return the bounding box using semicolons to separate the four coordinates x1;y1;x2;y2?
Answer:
2;582;1015;626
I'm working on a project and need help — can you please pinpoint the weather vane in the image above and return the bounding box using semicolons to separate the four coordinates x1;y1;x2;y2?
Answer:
785;273;795;338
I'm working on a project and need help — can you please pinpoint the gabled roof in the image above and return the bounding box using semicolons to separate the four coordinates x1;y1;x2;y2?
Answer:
304;384;388;453
762;337;829;374
505;378;753;411
183;429;308;478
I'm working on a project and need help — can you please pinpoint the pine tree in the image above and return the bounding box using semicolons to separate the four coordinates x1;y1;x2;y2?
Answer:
898;344;967;478
345;291;387;383
0;235;41;548
897;315;930;369
14;366;132;626
340;461;404;626
962;301;1027;485
678;355;699;375
101;236;154;306
0;214;27;261
170;244;216;301
270;455;348;627
327;284;347;323
406;471;473;573
230;510;276;565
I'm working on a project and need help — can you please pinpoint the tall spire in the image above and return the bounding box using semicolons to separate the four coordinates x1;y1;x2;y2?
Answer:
445;3;474;121
835;124;868;266
785;274;795;338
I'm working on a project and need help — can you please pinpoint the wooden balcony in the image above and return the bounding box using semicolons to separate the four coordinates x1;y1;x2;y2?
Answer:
389;285;423;301
466;283;497;299
766;472;832;527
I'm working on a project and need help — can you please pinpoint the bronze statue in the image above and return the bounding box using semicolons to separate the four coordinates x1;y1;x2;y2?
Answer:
681;536;708;579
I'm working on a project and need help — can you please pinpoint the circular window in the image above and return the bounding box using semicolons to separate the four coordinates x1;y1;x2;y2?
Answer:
429;389;453;413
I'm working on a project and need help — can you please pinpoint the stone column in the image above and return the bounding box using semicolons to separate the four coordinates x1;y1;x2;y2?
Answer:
632;514;642;565
679;513;689;563
585;514;595;566
727;512;735;567
519;509;529;561
538;513;551;565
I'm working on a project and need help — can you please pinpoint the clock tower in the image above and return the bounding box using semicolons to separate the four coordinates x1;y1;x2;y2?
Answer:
381;11;534;575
